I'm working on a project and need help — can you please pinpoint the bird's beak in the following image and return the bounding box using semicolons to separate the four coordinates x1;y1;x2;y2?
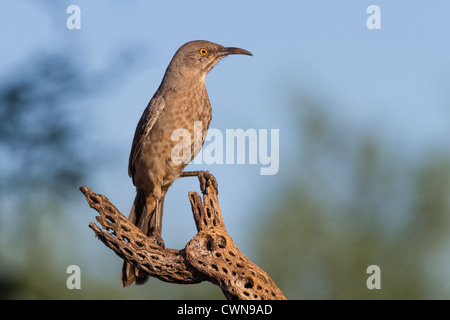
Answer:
221;47;253;57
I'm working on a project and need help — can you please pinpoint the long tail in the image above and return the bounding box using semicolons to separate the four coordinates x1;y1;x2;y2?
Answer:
121;188;156;287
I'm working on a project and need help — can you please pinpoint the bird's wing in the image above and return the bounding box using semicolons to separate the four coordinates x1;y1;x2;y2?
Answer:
128;95;166;179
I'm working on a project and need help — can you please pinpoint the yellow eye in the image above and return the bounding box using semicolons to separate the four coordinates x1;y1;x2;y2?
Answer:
200;48;207;55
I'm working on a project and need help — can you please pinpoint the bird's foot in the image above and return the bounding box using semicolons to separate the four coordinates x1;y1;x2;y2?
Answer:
180;170;219;195
197;170;219;195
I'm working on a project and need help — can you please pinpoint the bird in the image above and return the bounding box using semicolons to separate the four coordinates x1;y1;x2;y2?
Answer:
121;40;252;286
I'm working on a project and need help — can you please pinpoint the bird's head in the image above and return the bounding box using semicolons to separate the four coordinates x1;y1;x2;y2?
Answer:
168;40;252;79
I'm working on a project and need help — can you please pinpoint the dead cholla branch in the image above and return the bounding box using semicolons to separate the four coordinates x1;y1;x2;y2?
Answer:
80;179;286;300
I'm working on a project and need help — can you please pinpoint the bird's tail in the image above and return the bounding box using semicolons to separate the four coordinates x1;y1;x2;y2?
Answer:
121;188;156;287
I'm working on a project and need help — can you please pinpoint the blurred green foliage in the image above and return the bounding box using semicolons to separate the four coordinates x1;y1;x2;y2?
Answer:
253;96;450;299
0;54;92;298
0;51;154;299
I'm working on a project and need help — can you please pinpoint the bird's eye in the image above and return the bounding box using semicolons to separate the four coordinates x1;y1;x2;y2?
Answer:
199;48;208;55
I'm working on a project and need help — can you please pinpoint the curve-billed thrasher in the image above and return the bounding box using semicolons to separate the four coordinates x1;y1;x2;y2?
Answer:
121;40;252;286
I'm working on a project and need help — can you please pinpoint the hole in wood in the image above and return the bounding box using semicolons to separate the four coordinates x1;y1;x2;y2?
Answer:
217;236;226;249
135;241;144;247
205;235;214;251
244;278;254;289
106;215;116;224
110;241;119;251
91;195;100;204
143;263;154;271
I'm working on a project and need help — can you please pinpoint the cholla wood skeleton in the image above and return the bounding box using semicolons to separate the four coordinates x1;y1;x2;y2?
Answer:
80;175;286;300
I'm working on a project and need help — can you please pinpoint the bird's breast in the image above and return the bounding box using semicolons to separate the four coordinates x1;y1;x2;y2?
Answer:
148;84;211;163
165;82;212;132
132;81;213;190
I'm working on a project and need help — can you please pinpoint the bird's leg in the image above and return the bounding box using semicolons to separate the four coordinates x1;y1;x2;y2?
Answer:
180;170;219;195
148;189;165;248
152;198;165;247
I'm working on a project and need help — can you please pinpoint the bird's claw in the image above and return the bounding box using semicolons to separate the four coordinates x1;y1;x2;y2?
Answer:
198;170;219;195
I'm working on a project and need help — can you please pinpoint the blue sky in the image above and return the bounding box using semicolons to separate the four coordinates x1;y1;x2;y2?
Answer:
1;1;450;292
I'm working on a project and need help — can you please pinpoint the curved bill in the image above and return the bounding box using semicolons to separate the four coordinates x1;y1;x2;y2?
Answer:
223;47;253;56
